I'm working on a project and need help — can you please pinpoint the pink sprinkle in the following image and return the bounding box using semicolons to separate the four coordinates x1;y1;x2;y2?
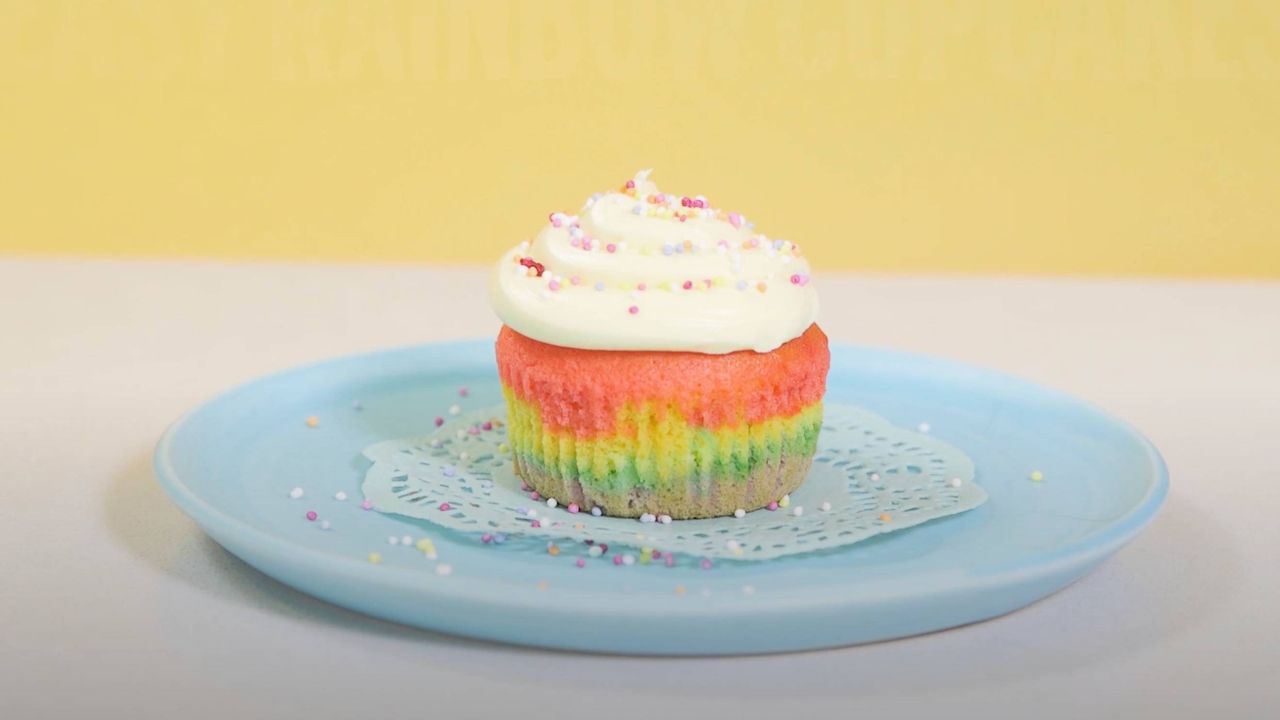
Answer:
531;520;541;529
599;543;609;553
682;280;693;290
569;237;580;248
482;421;493;431
520;480;530;491
636;283;646;291
727;212;743;229
628;305;639;315
570;276;581;286
361;500;373;510
434;417;444;427
612;555;623;566
581;239;593;251
467;426;480;435
458;387;469;397
625;179;635;189
567;503;580;514
695;198;707;209
767;501;779;511
664;554;675;568
530;491;541;500
549;212;564;227
548;280;561;292
681;196;691;207
482;533;493;544
606;243;617;253
700;558;713;570
438;502;451;511
305;511;318;521
790;273;809;286
651;549;662;560
576;557;586;568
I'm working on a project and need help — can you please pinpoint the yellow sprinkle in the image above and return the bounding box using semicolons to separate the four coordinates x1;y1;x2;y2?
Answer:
536;580;549;591
756;281;768;293
1030;470;1044;482
415;538;435;553
367;552;382;564
675;585;687;596
305;416;319;428
498;443;510;454
547;544;560;557
778;494;791;508
879;513;893;523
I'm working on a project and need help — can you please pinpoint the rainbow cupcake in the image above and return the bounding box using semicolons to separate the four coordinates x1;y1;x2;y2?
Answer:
490;171;828;519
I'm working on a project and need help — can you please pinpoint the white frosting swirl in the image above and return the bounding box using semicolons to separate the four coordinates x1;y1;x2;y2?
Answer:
489;170;819;354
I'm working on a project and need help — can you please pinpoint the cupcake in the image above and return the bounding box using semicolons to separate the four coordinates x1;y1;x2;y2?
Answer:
490;170;828;519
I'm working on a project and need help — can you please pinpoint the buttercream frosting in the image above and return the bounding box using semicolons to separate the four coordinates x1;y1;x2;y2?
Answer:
489;170;818;354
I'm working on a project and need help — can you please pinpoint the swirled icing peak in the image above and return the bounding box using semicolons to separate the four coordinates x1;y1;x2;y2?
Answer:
489;170;819;354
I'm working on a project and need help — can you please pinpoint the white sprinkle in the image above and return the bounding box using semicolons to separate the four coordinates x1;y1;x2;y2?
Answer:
949;477;963;488
726;539;741;551
458;451;470;461
351;400;363;410
820;501;832;512
429;439;442;448
289;487;304;499
658;514;672;525
334;491;348;501
622;554;636;566
435;564;453;576
546;498;558;509
401;535;413;545
742;585;756;596
448;404;461;416
870;473;880;481
387;536;400;545
733;508;746;519
455;430;467;439
639;513;656;524
319;520;331;530
588;545;603;557
526;508;538;518
917;422;931;433
792;506;804;517
590;506;603;517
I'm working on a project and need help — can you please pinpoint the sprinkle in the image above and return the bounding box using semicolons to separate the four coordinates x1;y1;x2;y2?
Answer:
361;499;373;510
658;514;673;524
492;533;506;544
917;422;931;433
536;580;549;590
639;513;656;524
435;564;453;576
949;477;963;488
305;416;319;428
289;487;304;499
590;506;603;517
622;554;636;566
569;275;582;286
756;281;768;293
458;387;469;397
438;502;452;511
612;555;623;566
662;244;674;256
530;520;541;529
549;212;565;227
567;503;580;514
367;552;382;564
639;547;653;564
734;508;746;518
575;558;586;568
778;494;791;508
482;421;493;431
675;585;687;596
820;501;832;511
588;545;604;558
548;280;561;291
742;585;756;595
790;273;810;286
792;506;804;517
482;533;493;544
1030;470;1044;482
333;491;347;501
606;243;617;253
401;535;413;545
664;553;676;568
529;491;540;501
547;543;560;557
594;282;605;291
699;558;713;570
767;501;779;511
628;305;639;315
681;280;693;290
434;416;444;427
879;513;893;523
388;536;400;545
870;473;881;481
448;404;461;416
725;539;742;553
319;520;331;530
546;498;558;509
351;400;363;410
305;510;318;521
727;212;743;228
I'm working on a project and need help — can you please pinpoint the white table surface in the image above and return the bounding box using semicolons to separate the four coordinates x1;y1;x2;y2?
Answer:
2;258;1278;719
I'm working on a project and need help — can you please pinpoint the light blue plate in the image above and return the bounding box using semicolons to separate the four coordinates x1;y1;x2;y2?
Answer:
154;341;1167;655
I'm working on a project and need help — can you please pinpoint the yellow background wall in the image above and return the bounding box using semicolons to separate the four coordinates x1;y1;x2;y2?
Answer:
2;0;1278;277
